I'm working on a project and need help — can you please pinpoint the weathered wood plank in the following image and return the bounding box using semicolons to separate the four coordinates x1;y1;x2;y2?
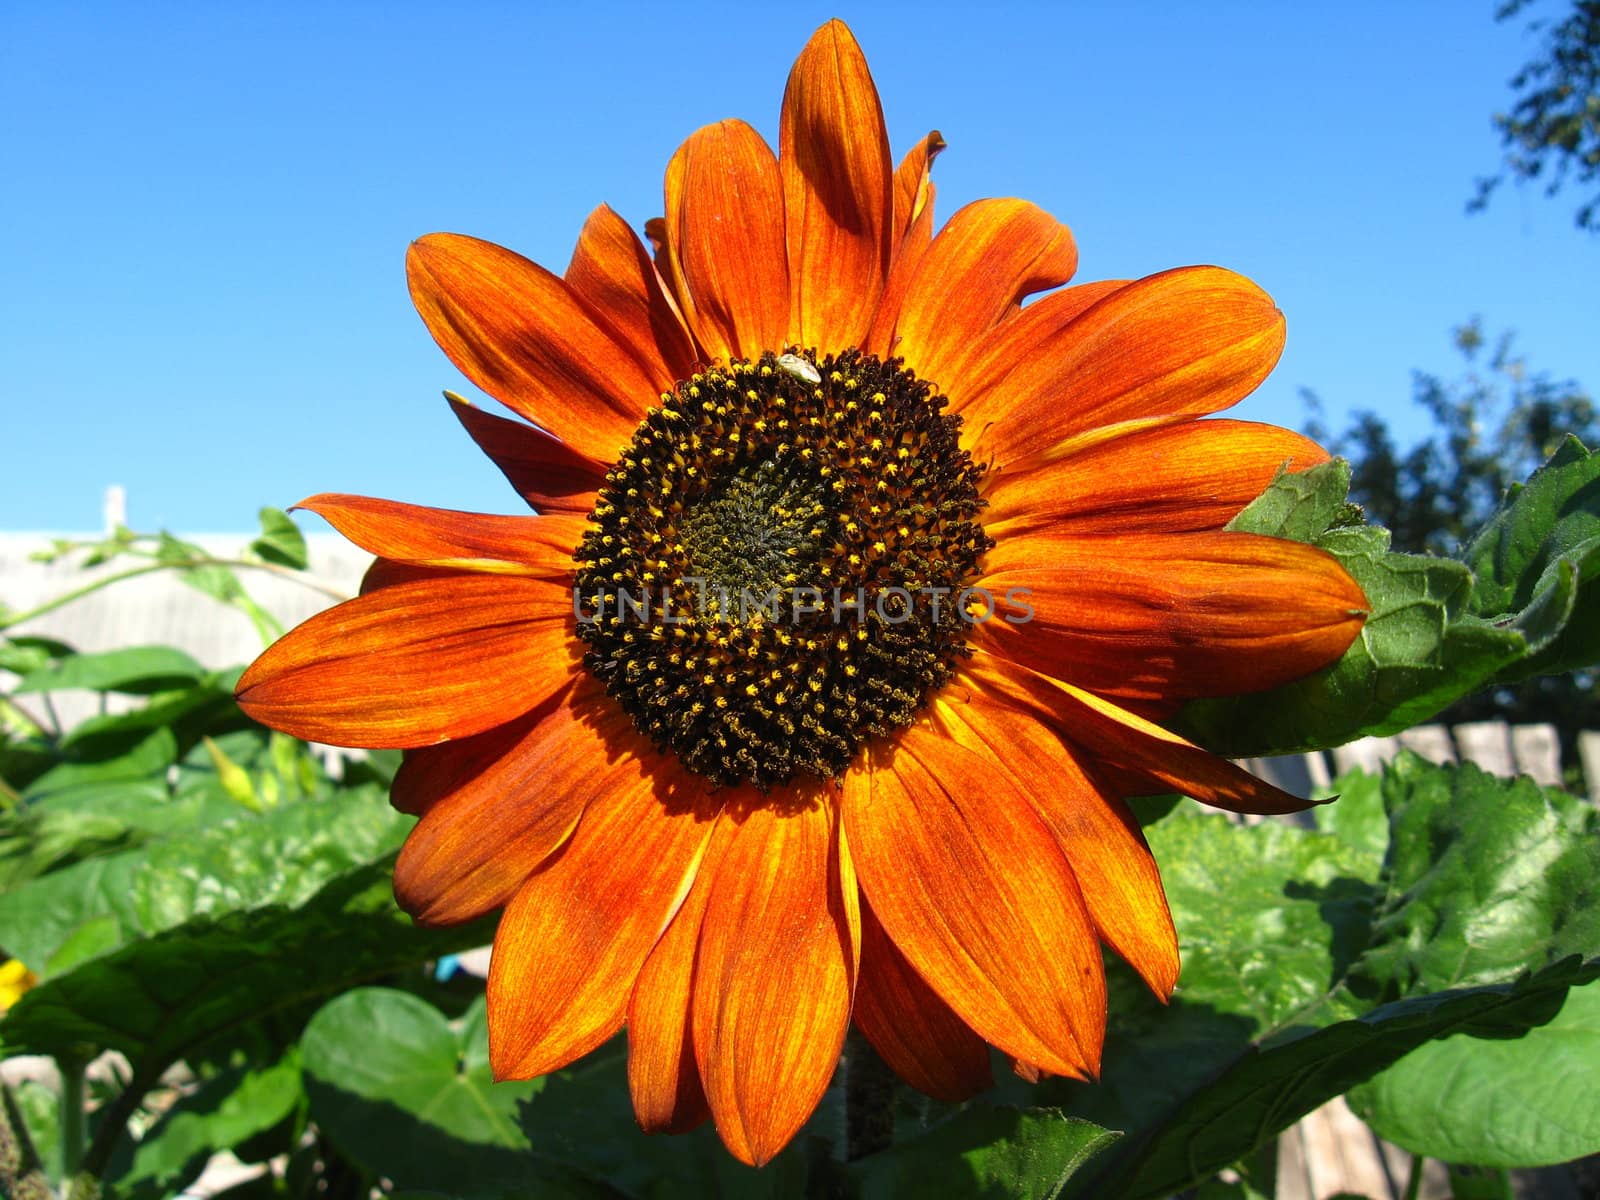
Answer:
1578;730;1600;804
1331;736;1399;777
1396;724;1456;764
1453;721;1517;777
1510;723;1563;787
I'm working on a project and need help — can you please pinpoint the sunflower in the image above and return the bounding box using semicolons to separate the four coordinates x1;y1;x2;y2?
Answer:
237;19;1367;1166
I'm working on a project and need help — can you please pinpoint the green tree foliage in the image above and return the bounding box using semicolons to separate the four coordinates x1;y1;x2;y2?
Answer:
1304;319;1599;760
1471;0;1600;230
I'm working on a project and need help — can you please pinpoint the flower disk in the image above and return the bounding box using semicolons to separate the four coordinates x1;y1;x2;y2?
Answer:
574;349;991;789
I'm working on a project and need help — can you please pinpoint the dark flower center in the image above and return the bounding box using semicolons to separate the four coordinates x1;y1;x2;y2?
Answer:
573;349;991;789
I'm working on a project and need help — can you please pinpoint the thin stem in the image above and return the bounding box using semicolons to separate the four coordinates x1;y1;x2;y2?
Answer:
79;1060;160;1182
207;559;350;603
1402;1154;1424;1200
0;557;348;632
40;693;62;738
844;1028;896;1161
58;1055;86;1181
0;564;169;631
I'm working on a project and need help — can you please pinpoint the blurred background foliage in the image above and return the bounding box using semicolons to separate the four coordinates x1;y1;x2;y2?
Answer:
1472;0;1600;230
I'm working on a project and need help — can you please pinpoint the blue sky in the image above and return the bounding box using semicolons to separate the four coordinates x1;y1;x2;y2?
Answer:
4;1;1595;533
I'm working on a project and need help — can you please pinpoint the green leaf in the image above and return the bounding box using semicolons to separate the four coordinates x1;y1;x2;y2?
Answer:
22;726;179;797
106;1054;303;1199
1355;756;1600;994
303;990;806;1199
13;647;206;696
1073;959;1595;1200
0;788;411;980
1042;755;1600;1199
0;636;74;676
155;532;205;565
514;1036;810;1200
301;989;552;1196
850;1107;1118;1200
1311;767;1388;872
1461;436;1600;680
251;507;308;570
0;778;494;1147
1462;436;1599;615
1347;978;1600;1167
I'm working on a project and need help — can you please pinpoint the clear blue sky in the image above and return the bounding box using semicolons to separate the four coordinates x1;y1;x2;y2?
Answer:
4;1;1595;533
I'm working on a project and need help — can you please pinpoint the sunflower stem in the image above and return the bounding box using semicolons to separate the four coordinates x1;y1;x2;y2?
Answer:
58;1054;86;1183
843;1029;896;1161
1402;1154;1425;1200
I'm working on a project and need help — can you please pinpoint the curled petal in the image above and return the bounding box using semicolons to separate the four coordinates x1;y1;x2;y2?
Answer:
406;234;647;464
488;765;718;1080
446;394;604;515
627;805;743;1135
965;651;1321;815
864;131;944;355
391;677;648;926
934;691;1178;998
854;898;993;1103
693;792;857;1166
235;575;577;748
843;727;1104;1079
891;132;945;252
566;204;701;387
662;120;789;362
781;18;893;351
892;199;1077;388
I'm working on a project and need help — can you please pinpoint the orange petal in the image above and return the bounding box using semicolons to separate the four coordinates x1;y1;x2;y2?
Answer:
864;132;944;356
780;19;892;351
854;898;993;1103
406;233;646;464
843;725;1105;1079
296;494;584;578
933;690;1178;999
565;204;701;388
359;558;458;595
891;199;1077;390
446;394;604;515
488;764;718;1080
628;803;745;1135
662;120;789;362
235;574;577;748
391;677;649;925
963;266;1287;469
693;792;857;1166
964;650;1319;816
984;418;1328;536
977;529;1367;702
944;279;1132;420
891;132;945;252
